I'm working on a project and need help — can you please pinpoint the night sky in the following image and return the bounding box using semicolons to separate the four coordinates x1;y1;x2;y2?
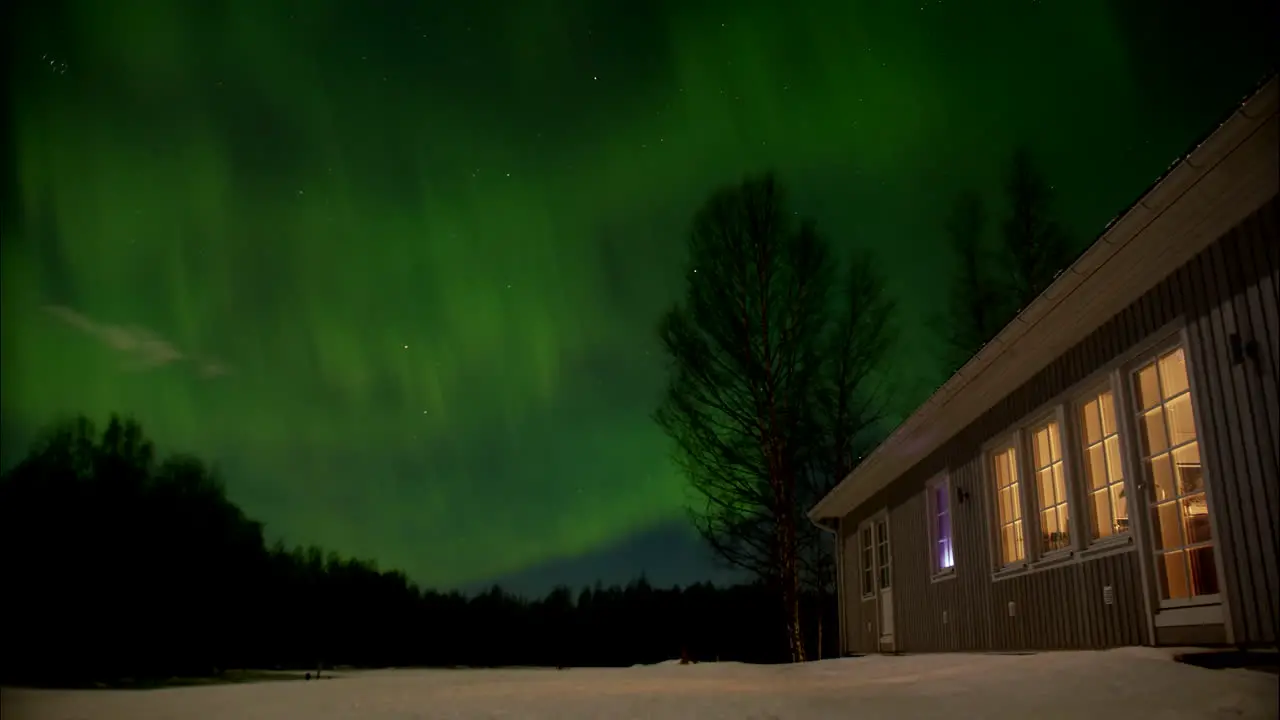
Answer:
1;0;1272;597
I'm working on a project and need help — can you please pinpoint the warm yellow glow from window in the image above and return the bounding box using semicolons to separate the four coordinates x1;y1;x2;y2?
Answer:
1031;421;1069;553
1080;389;1128;541
1134;347;1217;600
991;445;1024;566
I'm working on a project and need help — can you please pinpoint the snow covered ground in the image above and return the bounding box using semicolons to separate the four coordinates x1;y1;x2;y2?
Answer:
3;648;1276;720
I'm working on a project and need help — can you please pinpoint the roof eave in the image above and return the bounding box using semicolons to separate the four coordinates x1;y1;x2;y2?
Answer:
809;76;1279;523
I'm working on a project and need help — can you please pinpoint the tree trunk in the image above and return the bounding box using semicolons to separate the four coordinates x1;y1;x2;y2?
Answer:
785;572;805;663
779;513;806;663
816;590;824;660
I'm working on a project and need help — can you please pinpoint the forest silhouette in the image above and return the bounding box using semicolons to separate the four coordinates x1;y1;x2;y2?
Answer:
0;414;838;687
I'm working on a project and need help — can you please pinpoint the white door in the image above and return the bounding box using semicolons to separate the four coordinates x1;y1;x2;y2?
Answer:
874;515;894;650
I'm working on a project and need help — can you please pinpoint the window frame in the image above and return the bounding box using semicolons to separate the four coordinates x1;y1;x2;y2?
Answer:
1121;335;1224;610
973;320;1216;599
983;431;1028;573
1019;405;1077;561
1072;373;1135;550
874;513;893;592
925;473;956;581
859;522;875;600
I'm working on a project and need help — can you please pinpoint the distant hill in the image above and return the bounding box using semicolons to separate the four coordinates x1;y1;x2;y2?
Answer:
467;519;742;599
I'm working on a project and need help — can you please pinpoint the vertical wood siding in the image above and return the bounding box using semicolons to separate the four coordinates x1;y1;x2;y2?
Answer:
840;195;1279;653
1188;198;1279;646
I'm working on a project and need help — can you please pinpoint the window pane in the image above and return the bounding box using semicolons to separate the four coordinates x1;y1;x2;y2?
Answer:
1150;455;1176;501
1173;442;1202;495
1082;400;1102;445
1111;483;1129;533
1166;394;1198;447
1158;551;1191;600
1001;524;1017;565
862;529;873;594
1090;489;1113;539
1099;391;1117;435
1086;444;1107;489
1014;520;1025;561
1188;546;1218;596
1041;510;1069;553
1034;428;1050;468
1047;422;1061;462
1000;448;1018;488
993;451;1007;488
1182;494;1212;544
1052;464;1067;506
1104;436;1125;482
1055;505;1071;549
1042;509;1059;536
1154;501;1183;550
1135;364;1161;410
1139;408;1169;456
1037;468;1055;509
1159;348;1190;400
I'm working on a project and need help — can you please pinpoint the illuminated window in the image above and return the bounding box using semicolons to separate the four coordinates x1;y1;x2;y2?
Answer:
927;475;955;576
1029;420;1070;553
860;525;874;598
1133;347;1217;601
1079;387;1129;541
990;442;1024;567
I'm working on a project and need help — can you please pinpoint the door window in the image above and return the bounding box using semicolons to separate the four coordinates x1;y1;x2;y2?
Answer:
1132;347;1217;601
875;520;891;590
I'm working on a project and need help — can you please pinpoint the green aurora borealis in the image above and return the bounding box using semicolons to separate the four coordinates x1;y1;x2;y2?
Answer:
1;0;1272;592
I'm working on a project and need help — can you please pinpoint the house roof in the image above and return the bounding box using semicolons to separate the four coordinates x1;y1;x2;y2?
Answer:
809;76;1279;524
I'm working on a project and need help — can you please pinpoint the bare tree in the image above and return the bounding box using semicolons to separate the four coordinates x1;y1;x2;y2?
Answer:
655;172;893;662
936;150;1074;381
999;148;1073;316
793;249;894;658
938;190;998;372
